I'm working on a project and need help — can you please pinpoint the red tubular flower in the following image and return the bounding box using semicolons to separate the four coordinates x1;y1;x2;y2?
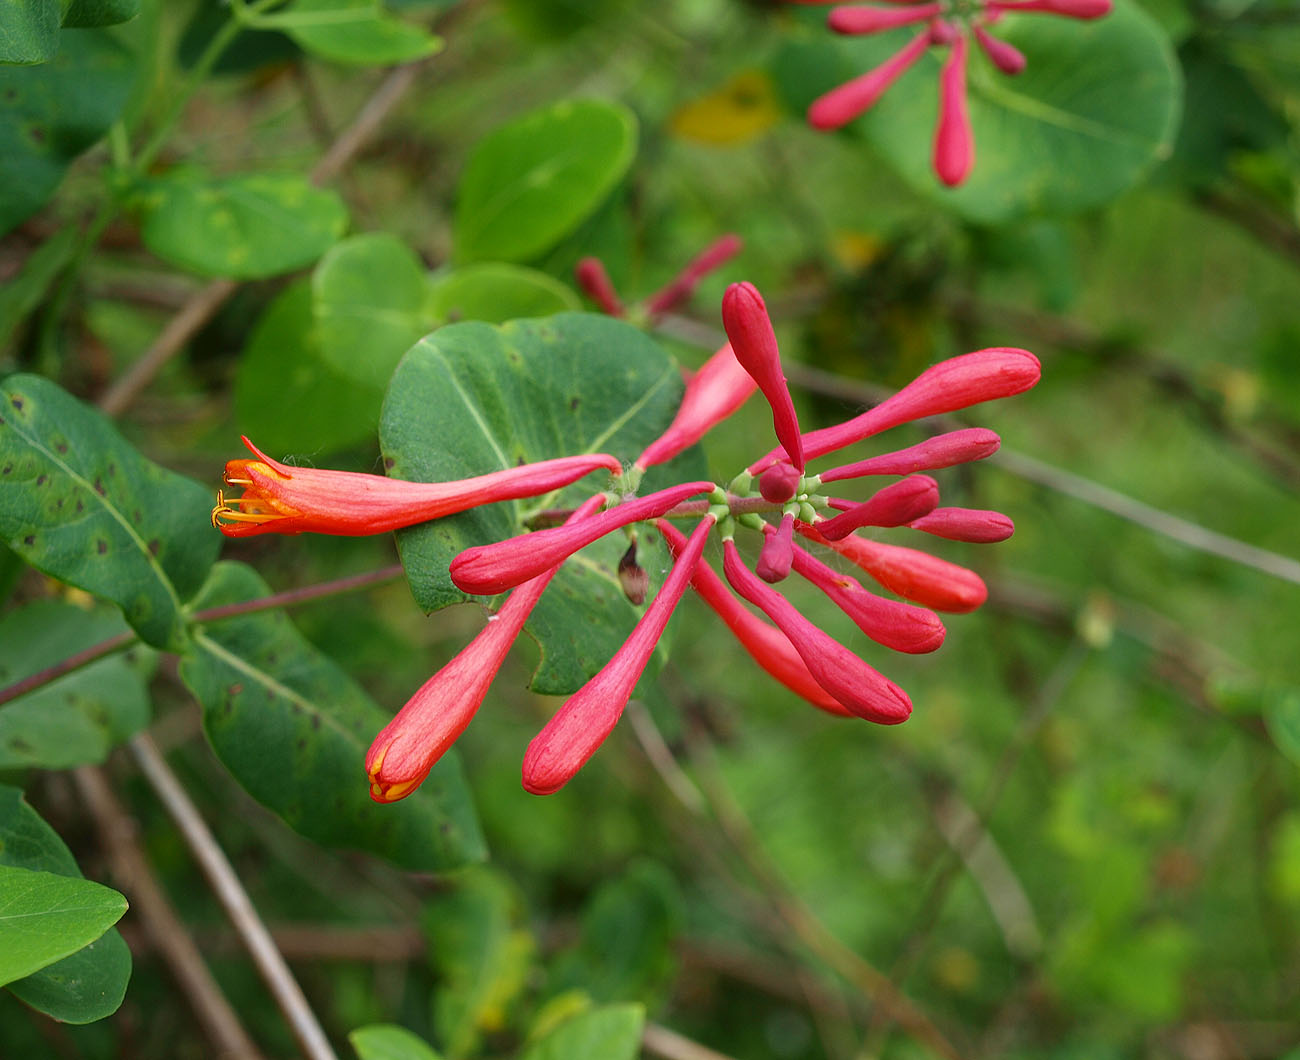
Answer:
756;512;796;583
816;475;940;540
988;0;1111;16
635;344;757;471
933;34;974;188
819;427;1001;482
575;257;625;317
722;540;912;723
829;3;943;34
365;495;605;803
450;481;714;596
658;520;850;716
909;507;1014;543
722;282;806;471
522;515;716;795
753;348;1039;471
804;526;988;612
211;437;622;538
643;234;744;319
788;538;946;653
808;30;932;131
972;24;1026;74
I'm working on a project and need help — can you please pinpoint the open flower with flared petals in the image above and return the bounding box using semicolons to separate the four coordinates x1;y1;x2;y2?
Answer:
798;0;1111;185
212;437;621;538
521;515;716;794
366;495;606;803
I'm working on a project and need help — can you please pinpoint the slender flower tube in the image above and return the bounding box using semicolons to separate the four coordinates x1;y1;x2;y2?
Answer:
722;540;912;723
972;24;1026;74
804;526;988;612
788;539;946;653
756;512;796;583
575;257;625;317
752;348;1039;471
829;3;943;34
211;437;622;538
816;475;940;540
819;428;1001;482
365;495;605;803
807;30;932;131
722;282;806;470
635;345;757;470
643;234;744;319
522;515;716;795
909;507;1014;543
450;481;715;596
933;33;974;187
988;0;1111;16
658;520;849;716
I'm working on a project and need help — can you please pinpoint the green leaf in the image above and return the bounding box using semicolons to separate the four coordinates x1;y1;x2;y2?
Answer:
0;0;59;64
350;1024;444;1060
800;0;1182;221
0;785;131;1023
178;561;486;872
549;860;683;1005
0;226;77;352
455;100;637;264
0;27;133;234
0;864;127;988
380;313;701;694
139;172;349;280
0;600;154;769
61;0;139;28
235;280;383;456
1264;688;1300;768
428;263;581;325
0;374;220;649
520;1003;644;1060
283;0;442;66
424;866;534;1057
313;233;433;389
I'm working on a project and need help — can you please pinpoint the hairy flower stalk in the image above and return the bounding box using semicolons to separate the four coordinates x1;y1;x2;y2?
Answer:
450;481;715;596
522;515;716;794
658;520;850;716
800;0;1112;184
212;437;621;538
722;540;913;723
722;282;806;471
365;496;606;803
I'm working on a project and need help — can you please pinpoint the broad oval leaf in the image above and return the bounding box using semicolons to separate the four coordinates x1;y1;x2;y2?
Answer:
349;1024;444;1060
428;263;581;325
0;0;59;64
178;561;486;872
0;865;127;988
284;0;443;66
0;600;154;769
0;375;220;649
380;313;705;694
0;28;133;234
0;785;131;1024
313;233;433;388
520;1002;645;1060
139;172;349;280
236;280;384;456
62;0;140;27
454;100;637;264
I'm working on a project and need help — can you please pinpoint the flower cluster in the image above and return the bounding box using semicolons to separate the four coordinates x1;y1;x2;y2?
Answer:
794;0;1112;185
213;283;1038;802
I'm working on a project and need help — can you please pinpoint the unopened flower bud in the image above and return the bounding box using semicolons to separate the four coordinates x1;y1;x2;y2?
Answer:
618;541;649;605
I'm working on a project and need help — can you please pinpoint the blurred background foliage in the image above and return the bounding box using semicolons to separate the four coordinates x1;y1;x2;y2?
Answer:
2;0;1300;1057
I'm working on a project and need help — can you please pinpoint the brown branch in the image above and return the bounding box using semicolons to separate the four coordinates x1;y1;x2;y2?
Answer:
71;764;266;1060
643;1023;738;1060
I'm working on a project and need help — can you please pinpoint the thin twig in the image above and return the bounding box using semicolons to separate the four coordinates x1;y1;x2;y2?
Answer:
130;732;340;1060
643;1022;738;1060
0;631;135;710
71;765;266;1060
98;60;429;418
